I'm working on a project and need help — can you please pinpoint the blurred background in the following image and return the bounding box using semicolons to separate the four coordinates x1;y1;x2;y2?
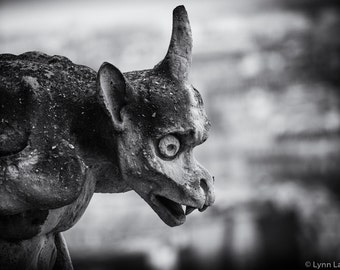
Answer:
1;0;340;269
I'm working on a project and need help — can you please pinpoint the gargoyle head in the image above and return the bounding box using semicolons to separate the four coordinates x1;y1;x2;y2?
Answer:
97;6;215;226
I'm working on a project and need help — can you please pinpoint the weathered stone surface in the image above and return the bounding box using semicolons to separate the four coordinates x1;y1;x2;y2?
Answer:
0;51;96;214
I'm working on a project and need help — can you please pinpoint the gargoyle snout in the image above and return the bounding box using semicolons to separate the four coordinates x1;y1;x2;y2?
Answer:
197;164;215;209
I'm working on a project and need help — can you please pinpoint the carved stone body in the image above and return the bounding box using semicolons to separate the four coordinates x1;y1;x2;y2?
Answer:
0;6;215;269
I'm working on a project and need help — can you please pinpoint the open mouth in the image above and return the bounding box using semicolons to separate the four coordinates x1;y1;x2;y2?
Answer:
151;195;199;226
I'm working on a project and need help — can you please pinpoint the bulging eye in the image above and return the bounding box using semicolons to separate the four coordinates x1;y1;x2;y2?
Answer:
158;135;180;159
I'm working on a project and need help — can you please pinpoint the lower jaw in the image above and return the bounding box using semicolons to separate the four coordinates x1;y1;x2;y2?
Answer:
159;211;186;227
153;204;187;227
148;195;187;227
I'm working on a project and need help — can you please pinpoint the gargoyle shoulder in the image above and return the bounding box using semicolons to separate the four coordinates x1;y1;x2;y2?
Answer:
0;52;97;214
0;52;97;155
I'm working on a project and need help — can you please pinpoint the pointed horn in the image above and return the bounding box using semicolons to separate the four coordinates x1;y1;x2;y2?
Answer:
154;5;192;81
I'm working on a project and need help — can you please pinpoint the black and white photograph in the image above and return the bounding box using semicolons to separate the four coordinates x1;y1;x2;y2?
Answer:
1;0;340;269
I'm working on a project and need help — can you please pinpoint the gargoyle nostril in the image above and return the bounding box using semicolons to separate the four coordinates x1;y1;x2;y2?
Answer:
200;178;209;195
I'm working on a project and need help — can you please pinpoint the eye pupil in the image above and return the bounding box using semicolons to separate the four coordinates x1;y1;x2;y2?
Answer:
167;144;176;152
158;135;180;159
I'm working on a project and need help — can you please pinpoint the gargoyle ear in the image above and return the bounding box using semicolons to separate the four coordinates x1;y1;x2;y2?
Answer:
97;62;127;132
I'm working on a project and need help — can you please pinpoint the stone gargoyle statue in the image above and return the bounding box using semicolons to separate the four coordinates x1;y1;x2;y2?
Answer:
0;5;215;270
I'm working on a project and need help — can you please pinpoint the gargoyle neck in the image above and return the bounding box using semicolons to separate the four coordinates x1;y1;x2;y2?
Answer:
71;100;129;193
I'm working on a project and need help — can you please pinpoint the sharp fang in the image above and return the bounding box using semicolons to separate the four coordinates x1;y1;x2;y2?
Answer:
185;206;196;215
181;205;186;212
